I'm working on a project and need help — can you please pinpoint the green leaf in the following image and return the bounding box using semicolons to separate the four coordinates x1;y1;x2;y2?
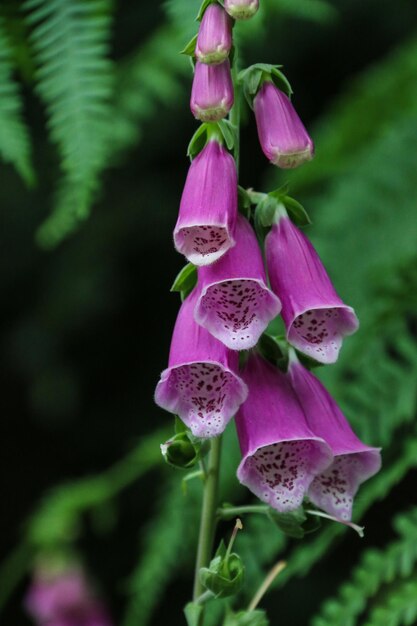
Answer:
184;602;204;626
0;16;34;185
170;263;198;300
180;33;198;56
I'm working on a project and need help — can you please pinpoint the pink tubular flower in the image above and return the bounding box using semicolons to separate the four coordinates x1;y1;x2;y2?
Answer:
196;4;232;65
25;566;112;626
254;81;314;168
194;214;281;350
174;138;237;266
155;289;248;439
235;353;332;512
265;215;359;363
190;60;234;122
288;354;381;521
224;0;259;20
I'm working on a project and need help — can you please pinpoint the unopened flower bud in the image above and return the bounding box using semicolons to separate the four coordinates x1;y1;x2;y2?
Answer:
196;4;232;65
224;0;259;20
191;60;234;122
254;81;314;169
160;430;209;469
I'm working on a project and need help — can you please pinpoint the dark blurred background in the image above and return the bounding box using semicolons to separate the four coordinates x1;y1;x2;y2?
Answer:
2;0;417;624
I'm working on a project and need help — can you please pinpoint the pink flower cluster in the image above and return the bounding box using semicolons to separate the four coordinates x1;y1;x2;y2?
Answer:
155;0;380;522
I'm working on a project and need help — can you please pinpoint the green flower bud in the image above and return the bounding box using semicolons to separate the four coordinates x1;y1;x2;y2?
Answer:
160;428;209;470
199;540;244;598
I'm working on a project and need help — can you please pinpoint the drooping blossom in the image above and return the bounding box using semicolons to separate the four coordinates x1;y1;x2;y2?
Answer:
265;215;359;363
190;60;234;122
224;0;259;20
196;4;232;65
155;289;248;439
174;138;238;266
254;81;314;168
288;353;381;521
194;214;281;350
235;353;332;512
25;566;112;626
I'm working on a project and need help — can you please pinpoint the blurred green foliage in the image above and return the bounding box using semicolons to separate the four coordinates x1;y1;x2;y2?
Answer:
1;0;417;625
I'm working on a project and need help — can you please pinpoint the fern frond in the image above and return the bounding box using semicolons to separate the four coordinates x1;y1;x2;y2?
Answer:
364;579;417;626
311;508;417;626
0;16;34;185
23;0;114;246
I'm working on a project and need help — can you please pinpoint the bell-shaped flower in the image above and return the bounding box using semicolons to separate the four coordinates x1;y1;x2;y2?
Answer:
224;0;259;20
25;565;112;626
194;214;281;350
174;138;238;266
265;214;359;363
254;81;314;168
235;353;332;512
155;289;248;439
190;60;234;122
196;4;232;65
288;354;381;521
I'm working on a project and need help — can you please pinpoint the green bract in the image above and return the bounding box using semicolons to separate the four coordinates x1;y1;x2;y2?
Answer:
238;63;293;108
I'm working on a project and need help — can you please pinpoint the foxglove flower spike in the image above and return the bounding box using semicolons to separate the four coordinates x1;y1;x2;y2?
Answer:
235;353;332;512
265;215;359;363
155;289;248;439
174;138;238;266
288;355;381;521
195;214;281;350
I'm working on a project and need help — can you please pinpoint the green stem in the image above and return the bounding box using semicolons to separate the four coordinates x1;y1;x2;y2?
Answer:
230;48;241;172
217;504;270;520
193;436;222;603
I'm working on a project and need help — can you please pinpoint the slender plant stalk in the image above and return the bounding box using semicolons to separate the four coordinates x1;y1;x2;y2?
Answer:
193;435;223;602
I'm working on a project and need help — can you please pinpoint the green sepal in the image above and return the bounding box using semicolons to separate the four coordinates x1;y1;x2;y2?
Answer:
296;350;325;370
217;119;238;151
196;0;217;21
224;608;269;626
267;506;321;539
254;189;311;242
184;602;204;626
170;263;197;301
187;123;212;159
180;34;198;57
199;540;245;598
281;195;311;227
257;333;288;371
238;63;292;109
188;121;236;160
160;426;210;470
238;186;252;219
